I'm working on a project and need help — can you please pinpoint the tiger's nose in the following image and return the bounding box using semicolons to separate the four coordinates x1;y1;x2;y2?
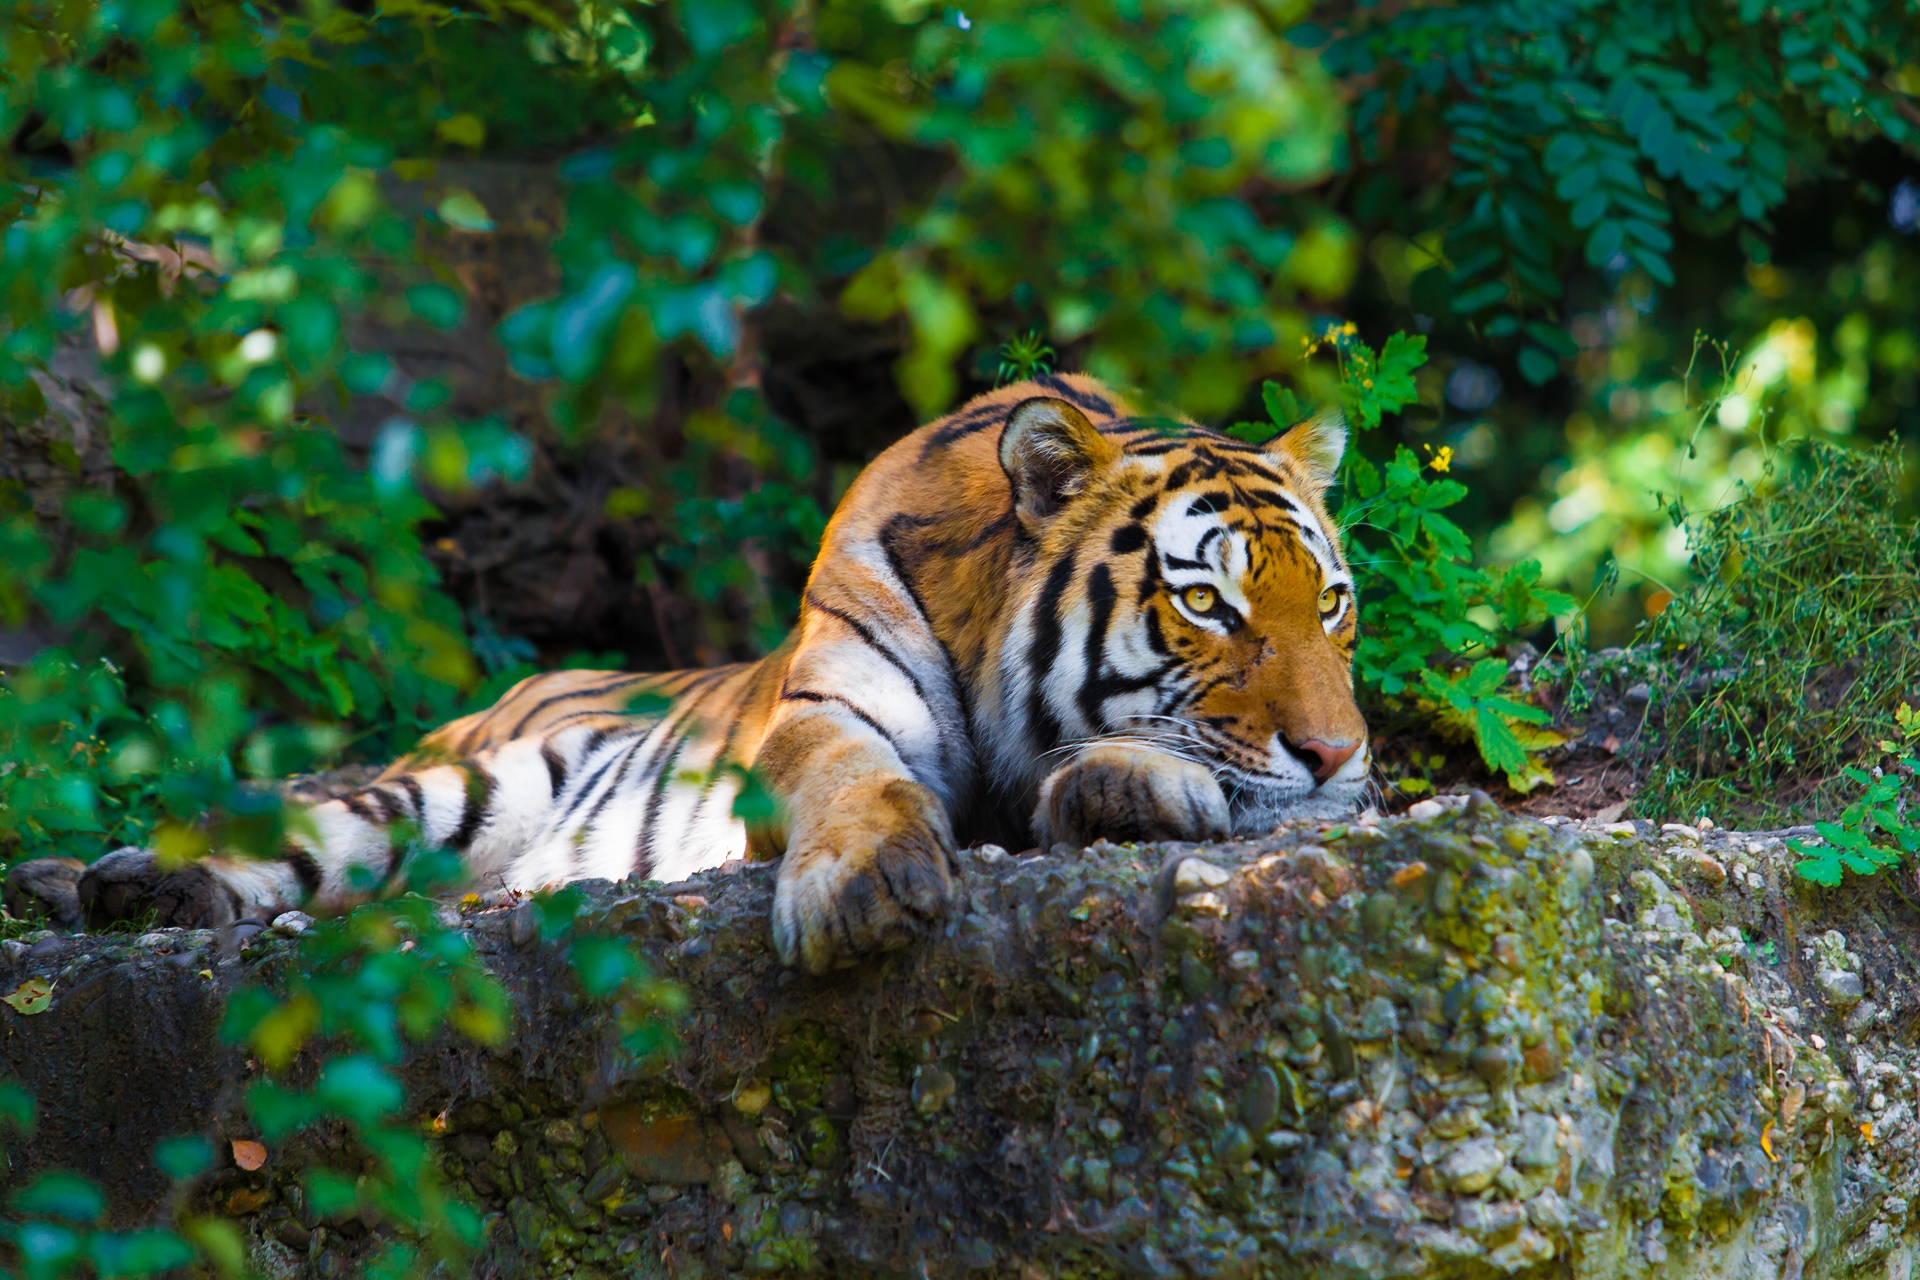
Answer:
1299;739;1361;782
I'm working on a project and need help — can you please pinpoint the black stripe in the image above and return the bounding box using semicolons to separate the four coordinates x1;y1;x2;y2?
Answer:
877;513;982;772
1128;441;1183;457
680;713;748;851
1243;487;1307;512
396;776;426;822
804;592;949;763
1109;524;1147;554
568;736;646;832
507;673;647;738
1186;492;1230;516
1076;563;1118;728
920;403;1012;456
1143;601;1169;656
1139;547;1162;603
339;793;381;825
780;690;906;757
626;670;749;878
449;765;495;850
284;848;322;897
1033;373;1115;416
633;733;689;883
555;739;628;823
1024;550;1078;754
361;788;403;826
541;744;568;797
553;670;725;827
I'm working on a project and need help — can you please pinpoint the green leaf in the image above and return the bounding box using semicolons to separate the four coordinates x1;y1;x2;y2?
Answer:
1262;381;1308;428
9;1172;105;1224
1224;421;1272;444
1790;848;1844;887
1451;280;1509;315
154;1135;214;1182
406;284;464;331
1374;332;1427;407
1472;707;1530;777
435;191;494;233
1516;345;1559;385
571;935;644;1000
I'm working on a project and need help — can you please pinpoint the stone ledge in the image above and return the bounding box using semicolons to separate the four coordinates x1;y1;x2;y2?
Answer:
2;800;1916;1279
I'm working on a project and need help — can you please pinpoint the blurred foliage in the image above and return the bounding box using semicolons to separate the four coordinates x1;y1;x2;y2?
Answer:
1325;0;1920;645
1637;441;1920;825
1;873;677;1277
1326;0;1919;385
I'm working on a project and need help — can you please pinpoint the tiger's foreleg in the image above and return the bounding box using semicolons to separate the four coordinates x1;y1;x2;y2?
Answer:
751;641;963;974
1034;740;1230;849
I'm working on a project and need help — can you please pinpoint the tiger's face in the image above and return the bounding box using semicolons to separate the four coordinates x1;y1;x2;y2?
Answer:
1000;396;1370;833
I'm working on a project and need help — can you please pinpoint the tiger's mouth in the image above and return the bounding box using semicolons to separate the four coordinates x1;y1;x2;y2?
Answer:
1213;744;1371;834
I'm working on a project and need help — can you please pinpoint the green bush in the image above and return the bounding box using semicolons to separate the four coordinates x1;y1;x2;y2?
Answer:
1640;440;1920;825
1325;0;1920;386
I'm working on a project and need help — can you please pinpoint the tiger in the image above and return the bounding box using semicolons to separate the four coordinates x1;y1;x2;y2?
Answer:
6;374;1370;973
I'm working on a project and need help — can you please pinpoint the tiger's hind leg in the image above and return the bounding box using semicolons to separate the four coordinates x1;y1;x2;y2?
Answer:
3;857;85;929
35;717;631;931
72;847;303;930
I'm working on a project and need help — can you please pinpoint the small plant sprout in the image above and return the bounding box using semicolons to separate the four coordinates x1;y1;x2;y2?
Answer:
995;330;1057;386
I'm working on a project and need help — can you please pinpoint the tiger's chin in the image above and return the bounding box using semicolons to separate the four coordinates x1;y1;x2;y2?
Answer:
1226;752;1370;834
1228;785;1362;834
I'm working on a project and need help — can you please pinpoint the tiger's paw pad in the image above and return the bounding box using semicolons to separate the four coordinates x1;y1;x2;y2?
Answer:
77;848;238;931
773;779;960;974
1037;742;1230;848
3;858;85;930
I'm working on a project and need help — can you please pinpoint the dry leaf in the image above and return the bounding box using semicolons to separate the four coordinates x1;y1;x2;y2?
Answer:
2;978;53;1016
231;1139;267;1171
1592;801;1630;824
223;1186;271;1215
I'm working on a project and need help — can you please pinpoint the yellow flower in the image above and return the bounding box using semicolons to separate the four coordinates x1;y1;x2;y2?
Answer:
1429;445;1454;473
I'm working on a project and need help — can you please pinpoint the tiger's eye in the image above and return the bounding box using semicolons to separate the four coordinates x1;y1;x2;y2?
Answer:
1182;585;1217;614
1319;586;1340;614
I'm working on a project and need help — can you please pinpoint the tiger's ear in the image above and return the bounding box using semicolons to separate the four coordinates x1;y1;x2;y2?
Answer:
1000;397;1120;531
1266;408;1348;493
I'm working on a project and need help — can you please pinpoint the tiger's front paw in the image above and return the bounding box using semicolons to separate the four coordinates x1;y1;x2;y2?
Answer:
3;858;85;929
773;777;960;974
1036;741;1230;848
77;847;239;931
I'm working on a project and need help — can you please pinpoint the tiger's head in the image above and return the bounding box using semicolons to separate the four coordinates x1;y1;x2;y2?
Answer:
996;393;1370;833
